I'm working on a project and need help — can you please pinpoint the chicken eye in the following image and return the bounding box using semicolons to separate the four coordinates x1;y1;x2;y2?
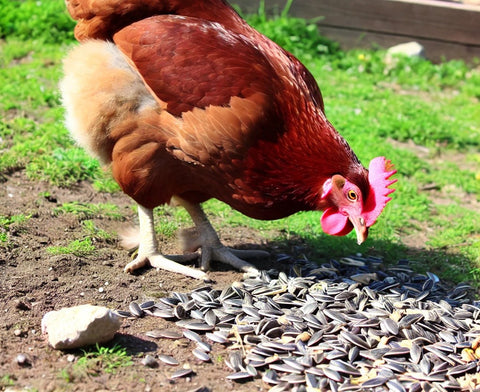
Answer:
347;190;358;201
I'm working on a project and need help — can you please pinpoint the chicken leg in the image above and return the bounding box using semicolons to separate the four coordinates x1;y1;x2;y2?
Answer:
176;198;266;275
124;204;208;280
123;201;265;279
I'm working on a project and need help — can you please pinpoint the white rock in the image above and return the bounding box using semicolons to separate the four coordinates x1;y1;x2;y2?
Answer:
41;305;122;349
387;41;425;59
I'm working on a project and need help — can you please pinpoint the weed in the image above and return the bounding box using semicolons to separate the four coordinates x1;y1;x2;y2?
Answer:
243;0;340;60
75;344;133;375
54;202;123;221
81;220;114;242
0;214;31;245
46;237;96;257
0;0;75;43
0;374;15;387
58;368;74;383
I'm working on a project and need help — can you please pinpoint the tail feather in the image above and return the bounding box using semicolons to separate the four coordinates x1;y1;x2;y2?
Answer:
119;225;140;250
65;0;241;41
60;41;157;164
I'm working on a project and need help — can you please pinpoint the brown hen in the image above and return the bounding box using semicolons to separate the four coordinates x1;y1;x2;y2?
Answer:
60;0;396;280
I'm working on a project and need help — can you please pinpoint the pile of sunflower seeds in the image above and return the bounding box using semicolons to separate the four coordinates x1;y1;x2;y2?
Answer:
118;255;480;391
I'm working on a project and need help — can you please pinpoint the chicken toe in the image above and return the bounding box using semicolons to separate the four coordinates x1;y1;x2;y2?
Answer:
123;204;208;280
177;198;265;275
124;252;207;280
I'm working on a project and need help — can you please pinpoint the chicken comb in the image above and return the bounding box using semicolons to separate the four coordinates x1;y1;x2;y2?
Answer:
363;156;397;227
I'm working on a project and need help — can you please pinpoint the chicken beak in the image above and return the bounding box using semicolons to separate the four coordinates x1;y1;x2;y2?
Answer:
349;216;368;245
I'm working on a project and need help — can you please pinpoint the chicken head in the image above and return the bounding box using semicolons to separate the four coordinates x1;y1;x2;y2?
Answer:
320;157;397;244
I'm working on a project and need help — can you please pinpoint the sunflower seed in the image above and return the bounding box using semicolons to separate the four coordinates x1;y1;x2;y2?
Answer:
170;368;193;379
225;372;252;381
129;301;143;317
158;354;179;366
192;348;210;362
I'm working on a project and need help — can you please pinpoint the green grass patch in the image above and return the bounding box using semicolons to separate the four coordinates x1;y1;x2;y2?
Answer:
46;237;96;257
0;214;31;245
54;202;123;221
60;343;133;382
0;0;75;43
0;374;16;388
76;344;133;374
81;220;114;242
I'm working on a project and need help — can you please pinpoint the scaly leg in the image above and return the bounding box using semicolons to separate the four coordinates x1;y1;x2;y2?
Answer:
124;204;208;280
177;198;266;275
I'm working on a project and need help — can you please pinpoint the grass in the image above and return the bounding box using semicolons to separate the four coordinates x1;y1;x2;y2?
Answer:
54;202;124;221
77;344;133;374
0;1;479;286
60;344;133;382
46;237;96;257
0;374;15;388
0;214;30;245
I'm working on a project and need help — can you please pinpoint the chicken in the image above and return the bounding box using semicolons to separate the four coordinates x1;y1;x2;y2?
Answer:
60;0;396;280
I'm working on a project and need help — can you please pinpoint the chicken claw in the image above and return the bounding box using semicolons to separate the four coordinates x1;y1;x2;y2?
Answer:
124;252;207;280
123;204;209;280
179;226;266;275
177;198;265;276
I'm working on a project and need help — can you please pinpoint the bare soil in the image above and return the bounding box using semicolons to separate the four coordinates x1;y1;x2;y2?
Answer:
0;171;289;392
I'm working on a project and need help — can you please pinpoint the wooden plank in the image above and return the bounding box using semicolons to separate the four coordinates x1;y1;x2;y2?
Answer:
319;25;480;62
287;0;480;46
233;0;480;62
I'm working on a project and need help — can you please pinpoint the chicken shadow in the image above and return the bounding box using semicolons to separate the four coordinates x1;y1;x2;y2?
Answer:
224;231;476;289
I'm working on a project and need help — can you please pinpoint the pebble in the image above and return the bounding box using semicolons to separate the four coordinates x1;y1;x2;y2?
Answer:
16;353;30;366
141;354;158;368
387;41;425;58
41;304;122;349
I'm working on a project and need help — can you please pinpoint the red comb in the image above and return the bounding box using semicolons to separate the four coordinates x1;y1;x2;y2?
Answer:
363;157;397;227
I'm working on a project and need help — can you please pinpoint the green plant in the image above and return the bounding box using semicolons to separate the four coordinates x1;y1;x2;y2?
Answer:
81;220;114;242
0;0;75;43
242;0;340;60
75;344;133;375
54;202;123;221
46;237;96;257
0;214;31;245
0;374;15;387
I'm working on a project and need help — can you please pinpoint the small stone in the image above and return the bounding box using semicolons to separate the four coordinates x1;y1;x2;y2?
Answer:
387;41;425;58
141;354;158;368
385;41;425;69
67;354;76;362
13;329;23;337
16;353;30;366
98;287;105;293
41;304;122;349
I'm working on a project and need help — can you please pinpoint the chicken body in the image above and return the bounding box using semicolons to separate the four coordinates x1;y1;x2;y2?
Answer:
61;0;395;279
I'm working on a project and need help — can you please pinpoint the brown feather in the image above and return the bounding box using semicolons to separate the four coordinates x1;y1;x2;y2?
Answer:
61;0;368;222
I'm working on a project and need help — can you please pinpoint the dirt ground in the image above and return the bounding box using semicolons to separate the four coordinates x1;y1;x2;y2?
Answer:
0;171;297;392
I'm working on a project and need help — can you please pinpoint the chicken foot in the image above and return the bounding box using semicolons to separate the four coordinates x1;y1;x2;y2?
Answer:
177;198;265;275
124;204;209;280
